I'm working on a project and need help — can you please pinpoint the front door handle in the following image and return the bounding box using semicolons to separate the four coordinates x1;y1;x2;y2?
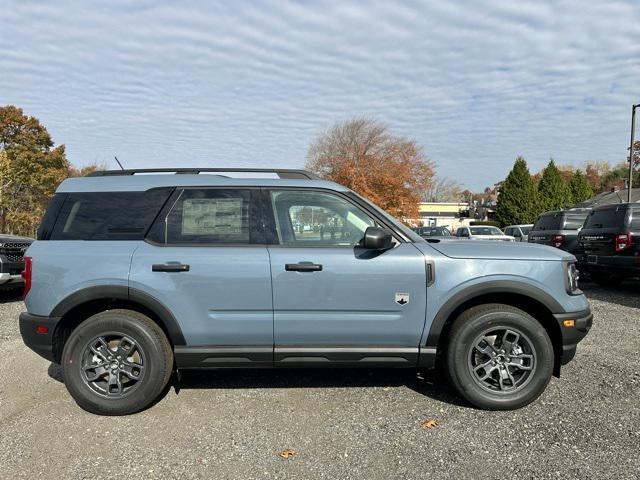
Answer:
152;263;190;272
285;262;323;272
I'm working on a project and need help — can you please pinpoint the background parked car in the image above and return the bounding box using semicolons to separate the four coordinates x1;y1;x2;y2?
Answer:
577;203;640;286
504;224;533;242
528;210;589;253
455;226;515;241
0;234;33;289
413;226;452;238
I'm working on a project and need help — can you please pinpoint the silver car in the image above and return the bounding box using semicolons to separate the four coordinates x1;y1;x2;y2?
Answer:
504;224;533;242
455;225;515;241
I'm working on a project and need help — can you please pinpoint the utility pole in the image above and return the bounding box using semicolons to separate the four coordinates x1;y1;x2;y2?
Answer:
628;104;639;203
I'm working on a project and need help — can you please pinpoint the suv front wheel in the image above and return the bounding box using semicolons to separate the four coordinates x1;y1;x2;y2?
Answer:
62;309;173;415
445;304;554;410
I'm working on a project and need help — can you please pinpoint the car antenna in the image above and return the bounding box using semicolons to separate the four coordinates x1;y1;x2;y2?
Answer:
114;156;125;170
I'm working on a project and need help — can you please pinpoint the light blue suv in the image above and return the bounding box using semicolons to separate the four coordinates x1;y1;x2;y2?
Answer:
19;168;592;415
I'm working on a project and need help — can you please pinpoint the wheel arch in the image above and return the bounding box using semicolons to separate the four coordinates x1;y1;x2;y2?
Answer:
426;281;564;376
50;285;185;363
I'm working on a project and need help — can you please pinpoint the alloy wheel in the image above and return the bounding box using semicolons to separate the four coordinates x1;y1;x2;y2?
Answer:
468;327;536;393
80;333;146;398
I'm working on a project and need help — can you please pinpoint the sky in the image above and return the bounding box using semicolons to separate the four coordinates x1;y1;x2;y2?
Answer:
1;0;639;190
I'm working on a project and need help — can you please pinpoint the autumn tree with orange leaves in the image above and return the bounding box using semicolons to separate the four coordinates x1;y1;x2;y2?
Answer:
306;118;434;221
0;105;104;236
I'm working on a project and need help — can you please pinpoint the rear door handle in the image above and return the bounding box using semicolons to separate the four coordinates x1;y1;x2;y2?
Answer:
285;262;323;272
152;263;190;272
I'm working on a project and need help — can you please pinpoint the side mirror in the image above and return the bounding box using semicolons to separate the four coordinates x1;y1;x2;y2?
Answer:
362;226;393;250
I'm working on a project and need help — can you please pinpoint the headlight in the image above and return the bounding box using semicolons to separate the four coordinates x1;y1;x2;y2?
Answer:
565;261;580;294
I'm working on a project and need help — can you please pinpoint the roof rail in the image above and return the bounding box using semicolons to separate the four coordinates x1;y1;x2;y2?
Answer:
86;168;321;180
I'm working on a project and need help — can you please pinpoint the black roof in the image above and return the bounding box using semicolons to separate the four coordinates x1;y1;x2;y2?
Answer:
574;188;640;209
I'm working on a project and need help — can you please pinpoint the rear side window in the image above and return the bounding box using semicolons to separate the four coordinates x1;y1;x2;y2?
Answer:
148;189;258;245
583;207;627;229
532;214;562;231
49;188;172;240
629;208;640;230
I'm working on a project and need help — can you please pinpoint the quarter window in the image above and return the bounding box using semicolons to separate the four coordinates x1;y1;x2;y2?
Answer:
49;189;172;240
270;190;376;246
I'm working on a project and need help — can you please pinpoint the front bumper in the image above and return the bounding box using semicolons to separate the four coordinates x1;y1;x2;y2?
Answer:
0;260;25;285
576;254;640;276
554;308;593;365
19;312;61;362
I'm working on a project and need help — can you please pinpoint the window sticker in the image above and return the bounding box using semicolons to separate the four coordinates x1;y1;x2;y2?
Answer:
181;198;243;235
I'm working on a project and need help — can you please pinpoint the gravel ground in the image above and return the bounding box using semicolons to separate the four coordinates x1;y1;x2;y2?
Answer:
0;283;638;480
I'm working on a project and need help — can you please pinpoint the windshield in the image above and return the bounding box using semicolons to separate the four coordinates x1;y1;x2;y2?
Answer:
583;207;627;229
520;226;532;235
470;226;503;235
421;227;451;236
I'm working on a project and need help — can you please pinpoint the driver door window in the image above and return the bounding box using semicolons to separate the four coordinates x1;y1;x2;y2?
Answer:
270;190;377;246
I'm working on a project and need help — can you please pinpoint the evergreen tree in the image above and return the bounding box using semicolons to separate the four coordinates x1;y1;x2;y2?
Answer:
495;156;539;227
569;169;593;204
538;159;572;211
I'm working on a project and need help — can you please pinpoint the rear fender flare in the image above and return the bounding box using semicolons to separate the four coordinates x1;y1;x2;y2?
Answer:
50;285;186;345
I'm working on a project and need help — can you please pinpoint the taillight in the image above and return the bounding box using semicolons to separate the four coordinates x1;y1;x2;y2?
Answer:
614;233;632;252
552;234;565;248
35;325;49;335
21;256;32;297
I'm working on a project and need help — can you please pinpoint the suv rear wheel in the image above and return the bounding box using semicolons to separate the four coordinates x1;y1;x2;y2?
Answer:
62;309;173;415
445;304;554;410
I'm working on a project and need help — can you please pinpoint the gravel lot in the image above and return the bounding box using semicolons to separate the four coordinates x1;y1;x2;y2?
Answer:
0;283;638;480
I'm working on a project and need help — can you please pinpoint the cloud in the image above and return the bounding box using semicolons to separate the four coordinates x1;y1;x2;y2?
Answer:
1;0;639;188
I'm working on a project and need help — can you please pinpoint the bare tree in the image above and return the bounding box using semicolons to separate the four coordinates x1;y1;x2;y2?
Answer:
423;177;463;202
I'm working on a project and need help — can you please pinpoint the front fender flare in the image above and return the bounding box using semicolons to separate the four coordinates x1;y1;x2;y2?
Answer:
424;279;564;349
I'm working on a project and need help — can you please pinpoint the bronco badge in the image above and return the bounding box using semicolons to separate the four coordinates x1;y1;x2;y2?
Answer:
395;293;409;305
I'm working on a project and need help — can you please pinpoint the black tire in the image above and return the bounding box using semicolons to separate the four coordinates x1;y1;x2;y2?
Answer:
590;271;623;287
445;303;554;410
62;309;173;415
